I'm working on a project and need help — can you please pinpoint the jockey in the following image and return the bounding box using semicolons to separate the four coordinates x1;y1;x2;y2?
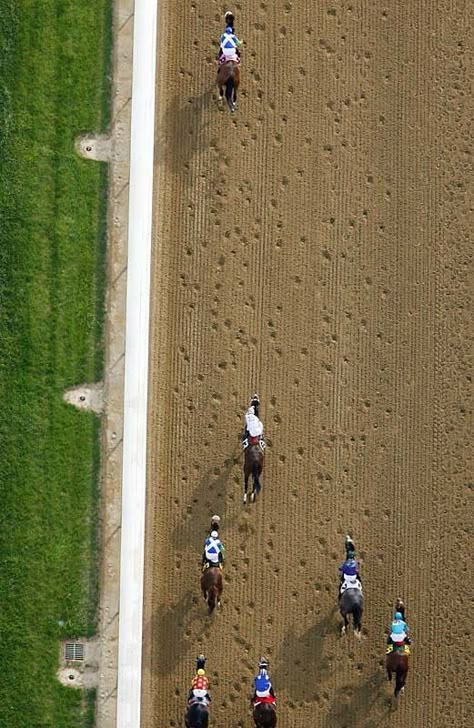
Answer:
242;394;264;447
251;659;276;706
187;655;211;706
218;11;243;64
202;530;225;570
338;535;362;594
387;611;411;649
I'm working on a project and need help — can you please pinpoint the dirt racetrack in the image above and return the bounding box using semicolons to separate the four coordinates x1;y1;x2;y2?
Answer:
141;1;473;726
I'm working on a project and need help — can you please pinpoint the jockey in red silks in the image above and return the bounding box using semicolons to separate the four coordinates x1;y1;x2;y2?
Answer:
187;655;211;708
251;658;276;707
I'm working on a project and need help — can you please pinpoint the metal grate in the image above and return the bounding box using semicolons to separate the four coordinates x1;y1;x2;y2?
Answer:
64;642;84;661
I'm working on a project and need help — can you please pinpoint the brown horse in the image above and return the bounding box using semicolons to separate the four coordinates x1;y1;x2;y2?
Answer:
200;567;223;615
253;703;277;727
386;648;409;698
385;597;409;698
216;61;240;113
244;442;264;503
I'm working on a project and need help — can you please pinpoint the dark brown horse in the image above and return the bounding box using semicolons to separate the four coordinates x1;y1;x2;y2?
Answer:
185;703;209;728
386;648;409;698
200;567;223;615
243;441;264;503
216;61;240;113
385;597;409;698
253;703;277;727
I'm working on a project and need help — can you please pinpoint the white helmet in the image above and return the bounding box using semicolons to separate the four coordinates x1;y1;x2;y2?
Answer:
210;530;219;539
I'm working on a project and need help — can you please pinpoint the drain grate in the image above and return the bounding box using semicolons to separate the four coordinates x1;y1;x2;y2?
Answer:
64;642;84;661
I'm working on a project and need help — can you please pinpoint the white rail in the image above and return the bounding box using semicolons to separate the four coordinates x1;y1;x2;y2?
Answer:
116;0;158;724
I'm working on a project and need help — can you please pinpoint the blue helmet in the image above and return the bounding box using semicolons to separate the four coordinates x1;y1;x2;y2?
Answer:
394;611;402;621
225;25;233;33
255;674;270;692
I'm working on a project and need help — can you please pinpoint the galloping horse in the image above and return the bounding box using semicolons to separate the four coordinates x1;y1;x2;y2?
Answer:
386;648;409;698
253;703;277;727
185;703;209;728
243;440;264;503
216;61;240;113
386;597;409;698
339;587;363;638
200;566;223;615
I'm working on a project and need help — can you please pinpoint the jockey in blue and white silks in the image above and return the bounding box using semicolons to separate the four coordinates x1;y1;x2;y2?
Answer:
387;611;411;648
218;11;243;64
202;530;225;570
338;535;362;594
251;659;275;707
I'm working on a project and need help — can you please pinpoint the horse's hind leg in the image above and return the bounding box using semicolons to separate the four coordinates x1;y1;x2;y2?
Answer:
243;473;249;503
341;612;349;635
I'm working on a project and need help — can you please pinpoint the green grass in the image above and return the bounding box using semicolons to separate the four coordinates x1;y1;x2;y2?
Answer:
0;1;111;725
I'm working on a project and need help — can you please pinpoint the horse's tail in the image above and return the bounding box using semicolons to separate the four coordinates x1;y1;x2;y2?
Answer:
352;601;362;631
207;586;217;614
395;662;406;696
225;74;235;105
252;461;261;493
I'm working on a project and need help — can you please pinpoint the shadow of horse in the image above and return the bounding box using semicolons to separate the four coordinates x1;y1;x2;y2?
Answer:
171;447;241;554
155;88;215;176
322;671;390;728
273;610;337;703
143;589;202;677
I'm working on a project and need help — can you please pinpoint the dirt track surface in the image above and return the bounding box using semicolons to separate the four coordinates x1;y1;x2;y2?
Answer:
141;1;474;726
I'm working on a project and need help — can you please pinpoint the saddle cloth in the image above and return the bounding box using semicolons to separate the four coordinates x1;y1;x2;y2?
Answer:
242;436;265;451
218;53;240;65
340;578;362;594
386;643;411;656
202;560;221;572
253;695;275;706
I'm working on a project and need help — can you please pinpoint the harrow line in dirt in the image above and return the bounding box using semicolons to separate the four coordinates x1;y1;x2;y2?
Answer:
142;2;474;726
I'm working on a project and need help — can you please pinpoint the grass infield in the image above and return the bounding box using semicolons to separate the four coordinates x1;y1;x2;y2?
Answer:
0;1;111;725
